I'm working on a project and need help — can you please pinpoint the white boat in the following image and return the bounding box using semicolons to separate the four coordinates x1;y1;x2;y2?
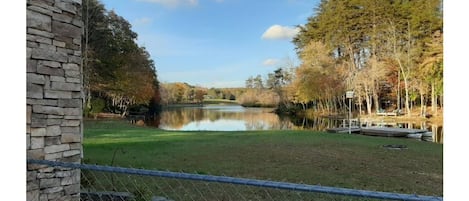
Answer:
422;131;433;137
406;133;423;139
421;132;433;141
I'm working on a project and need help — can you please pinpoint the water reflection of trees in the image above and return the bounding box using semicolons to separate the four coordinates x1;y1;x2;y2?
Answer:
151;106;443;143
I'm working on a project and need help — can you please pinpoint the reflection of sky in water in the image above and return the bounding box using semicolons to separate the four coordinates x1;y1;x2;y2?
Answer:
163;119;247;131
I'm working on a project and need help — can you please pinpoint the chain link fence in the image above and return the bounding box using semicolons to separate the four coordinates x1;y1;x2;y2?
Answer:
28;159;442;201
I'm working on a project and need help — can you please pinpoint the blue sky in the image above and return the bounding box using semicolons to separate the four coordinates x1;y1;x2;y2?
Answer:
100;0;320;88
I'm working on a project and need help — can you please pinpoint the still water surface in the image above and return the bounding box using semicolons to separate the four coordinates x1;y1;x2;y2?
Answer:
144;105;443;143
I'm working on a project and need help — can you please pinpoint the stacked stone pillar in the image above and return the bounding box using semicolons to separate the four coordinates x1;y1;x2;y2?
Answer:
27;0;83;200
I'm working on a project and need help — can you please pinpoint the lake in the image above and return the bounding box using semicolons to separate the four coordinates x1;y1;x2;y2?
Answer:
143;105;443;143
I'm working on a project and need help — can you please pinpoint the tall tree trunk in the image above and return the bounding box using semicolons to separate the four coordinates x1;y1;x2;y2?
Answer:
373;90;379;114
420;92;425;117
431;81;437;116
358;94;363;116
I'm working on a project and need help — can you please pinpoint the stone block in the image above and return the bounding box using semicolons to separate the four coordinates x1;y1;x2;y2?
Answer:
69;143;81;150
52;12;73;23
27;99;58;106
31;48;67;62
27;47;32;58
47;118;62;125
44;75;51;90
48;115;63;119
63;149;80;157
28;41;39;48
44;90;72;99
52;20;80;38
27;164;48;171
37;66;65;76
31;117;47;128
51;81;81;91
28;0;59;11
59;155;81;163
62;63;79;71
68;55;81;64
64;184;80;195
39;167;55;173
33;105;64;115
27;180;40;191
46;192;63;200
72;38;81;45
27;171;37;181
56;1;77;14
39;43;56;51
66;77;81;83
31;128;46;136
39;194;47;201
64;115;81;120
27;73;46;84
50;76;66;82
27;34;51;44
44;144;70;154
37;172;55;179
39;60;61;68
61;170;80;185
46;125;61;136
72;92;81;98
63;108;81;116
61;126;80;133
33;113;50;120
27;10;51;32
53;40;66;48
31;137;45;149
61;120;80;127
27;5;53;16
40;178;61;188
27;133;31;149
55;170;72;178
27;27;54;38
57;47;74;54
27;59;37;73
26;189;39;201
45;136;61;146
73;50;81;56
72;17;84;28
27;149;45;160
27;105;32;124
27;83;43;99
65;70;80;78
43;186;64;194
45;152;63;160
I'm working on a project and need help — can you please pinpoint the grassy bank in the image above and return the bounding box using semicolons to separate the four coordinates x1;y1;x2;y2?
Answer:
83;120;442;196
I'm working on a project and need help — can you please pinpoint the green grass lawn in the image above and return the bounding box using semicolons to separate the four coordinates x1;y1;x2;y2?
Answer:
83;119;442;197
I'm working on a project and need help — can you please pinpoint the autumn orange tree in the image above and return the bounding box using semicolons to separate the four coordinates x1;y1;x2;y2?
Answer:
83;0;160;116
292;0;442;116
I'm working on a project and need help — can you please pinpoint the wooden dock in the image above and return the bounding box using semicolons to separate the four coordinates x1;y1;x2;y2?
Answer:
326;126;361;133
327;126;429;138
360;127;427;137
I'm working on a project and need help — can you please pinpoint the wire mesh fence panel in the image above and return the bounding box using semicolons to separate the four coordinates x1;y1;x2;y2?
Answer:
29;160;442;201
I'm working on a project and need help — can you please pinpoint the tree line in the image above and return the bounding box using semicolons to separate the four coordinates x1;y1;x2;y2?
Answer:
245;0;443;117
82;0;160;117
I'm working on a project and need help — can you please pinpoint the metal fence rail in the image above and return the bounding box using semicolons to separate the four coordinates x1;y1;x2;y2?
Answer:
27;159;442;201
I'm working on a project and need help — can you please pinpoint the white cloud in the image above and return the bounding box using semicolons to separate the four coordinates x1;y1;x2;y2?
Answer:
262;58;279;66
136;0;198;7
133;17;152;26
261;25;300;40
